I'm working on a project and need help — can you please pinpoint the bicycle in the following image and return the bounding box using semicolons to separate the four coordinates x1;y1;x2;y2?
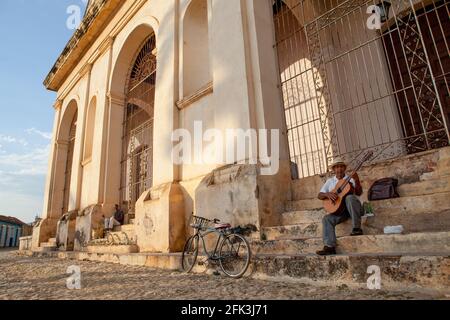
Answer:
181;215;251;278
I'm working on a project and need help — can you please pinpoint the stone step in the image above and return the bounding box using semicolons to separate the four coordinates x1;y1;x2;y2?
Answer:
291;175;450;202
110;224;136;243
23;249;449;293
439;147;450;159
84;245;139;254
41;242;57;249
252;231;450;255
397;177;450;197
370;191;450;215
263;219;365;241
107;232;137;245
25;250;183;271
281;210;326;225
276;207;450;241
438;156;450;169
113;224;135;234
286;198;323;211
265;208;450;241
286;191;450;213
33;245;57;253
291;176;326;200
252;253;450;293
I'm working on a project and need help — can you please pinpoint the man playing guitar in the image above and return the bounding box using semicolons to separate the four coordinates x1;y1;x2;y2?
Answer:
316;157;364;256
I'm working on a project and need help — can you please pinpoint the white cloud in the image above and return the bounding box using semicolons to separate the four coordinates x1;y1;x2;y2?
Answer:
0;144;50;176
0;134;28;146
26;128;52;140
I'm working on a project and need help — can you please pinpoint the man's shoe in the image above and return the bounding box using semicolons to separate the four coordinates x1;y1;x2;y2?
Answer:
350;228;363;236
316;246;336;256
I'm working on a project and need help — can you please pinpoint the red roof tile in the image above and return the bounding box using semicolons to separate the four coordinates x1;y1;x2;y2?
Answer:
0;215;26;226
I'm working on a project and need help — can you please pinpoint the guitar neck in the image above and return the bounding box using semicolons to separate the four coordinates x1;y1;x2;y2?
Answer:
341;152;373;187
341;161;364;189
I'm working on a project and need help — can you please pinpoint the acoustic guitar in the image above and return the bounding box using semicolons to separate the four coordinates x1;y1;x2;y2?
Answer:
323;151;374;215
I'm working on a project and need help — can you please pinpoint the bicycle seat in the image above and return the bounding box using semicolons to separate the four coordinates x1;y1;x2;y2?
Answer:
215;223;231;230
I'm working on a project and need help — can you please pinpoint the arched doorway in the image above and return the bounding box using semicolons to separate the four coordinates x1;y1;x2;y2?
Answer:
272;0;328;178
120;35;156;216
62;110;77;214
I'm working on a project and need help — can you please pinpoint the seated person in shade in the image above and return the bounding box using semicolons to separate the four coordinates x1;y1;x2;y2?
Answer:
104;204;125;231
316;157;364;256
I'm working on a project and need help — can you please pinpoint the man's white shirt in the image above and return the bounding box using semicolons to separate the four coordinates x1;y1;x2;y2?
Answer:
320;175;356;194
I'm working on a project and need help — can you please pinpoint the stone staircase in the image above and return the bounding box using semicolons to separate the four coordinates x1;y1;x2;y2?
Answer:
34;238;58;253
27;148;450;293
250;147;450;292
84;224;138;254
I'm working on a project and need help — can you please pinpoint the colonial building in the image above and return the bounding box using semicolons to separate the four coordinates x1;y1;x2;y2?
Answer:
0;215;27;248
25;0;449;290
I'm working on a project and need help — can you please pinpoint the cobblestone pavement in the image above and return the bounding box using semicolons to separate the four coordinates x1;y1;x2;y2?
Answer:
0;250;446;300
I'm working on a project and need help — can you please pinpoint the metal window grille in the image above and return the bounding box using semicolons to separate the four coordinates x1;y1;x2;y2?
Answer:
120;35;156;215
272;0;449;178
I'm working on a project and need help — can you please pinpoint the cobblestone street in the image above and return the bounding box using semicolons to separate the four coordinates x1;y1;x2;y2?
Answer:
0;250;446;300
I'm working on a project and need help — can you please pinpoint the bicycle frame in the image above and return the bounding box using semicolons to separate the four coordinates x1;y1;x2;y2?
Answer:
194;226;228;261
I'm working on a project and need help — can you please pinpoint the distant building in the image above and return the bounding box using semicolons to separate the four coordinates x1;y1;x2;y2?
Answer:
0;215;27;248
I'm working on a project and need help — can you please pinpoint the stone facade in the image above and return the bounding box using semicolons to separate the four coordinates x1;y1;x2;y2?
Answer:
27;0;449;273
32;0;293;253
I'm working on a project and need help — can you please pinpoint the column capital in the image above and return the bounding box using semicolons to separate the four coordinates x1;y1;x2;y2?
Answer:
107;91;126;105
56;139;69;146
53;99;63;110
78;63;93;77
98;36;115;55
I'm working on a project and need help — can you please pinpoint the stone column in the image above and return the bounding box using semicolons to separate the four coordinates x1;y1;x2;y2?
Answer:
210;0;253;154
243;0;291;227
42;102;63;219
68;79;89;214
135;3;186;253
100;92;124;213
194;0;291;234
32;101;64;250
74;64;92;211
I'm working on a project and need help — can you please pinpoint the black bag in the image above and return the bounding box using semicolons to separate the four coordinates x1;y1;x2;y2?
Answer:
368;178;400;201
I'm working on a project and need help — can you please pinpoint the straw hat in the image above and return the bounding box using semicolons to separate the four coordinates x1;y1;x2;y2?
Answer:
329;157;347;169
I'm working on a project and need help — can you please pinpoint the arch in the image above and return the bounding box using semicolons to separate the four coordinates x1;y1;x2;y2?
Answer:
120;35;156;215
273;0;327;178
54;100;79;216
83;96;97;161
58;99;79;142
182;0;211;97
110;20;159;97
108;22;157;216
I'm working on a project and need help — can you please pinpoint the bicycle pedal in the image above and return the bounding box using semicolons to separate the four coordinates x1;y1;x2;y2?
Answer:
213;271;221;276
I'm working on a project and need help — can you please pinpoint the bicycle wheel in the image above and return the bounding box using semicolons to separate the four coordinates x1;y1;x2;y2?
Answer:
219;233;251;278
181;234;199;273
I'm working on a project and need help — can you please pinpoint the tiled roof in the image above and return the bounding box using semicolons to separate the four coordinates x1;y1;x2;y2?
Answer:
0;215;26;226
44;0;125;91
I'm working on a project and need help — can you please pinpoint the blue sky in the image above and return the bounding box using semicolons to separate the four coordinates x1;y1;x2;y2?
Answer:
0;0;88;223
